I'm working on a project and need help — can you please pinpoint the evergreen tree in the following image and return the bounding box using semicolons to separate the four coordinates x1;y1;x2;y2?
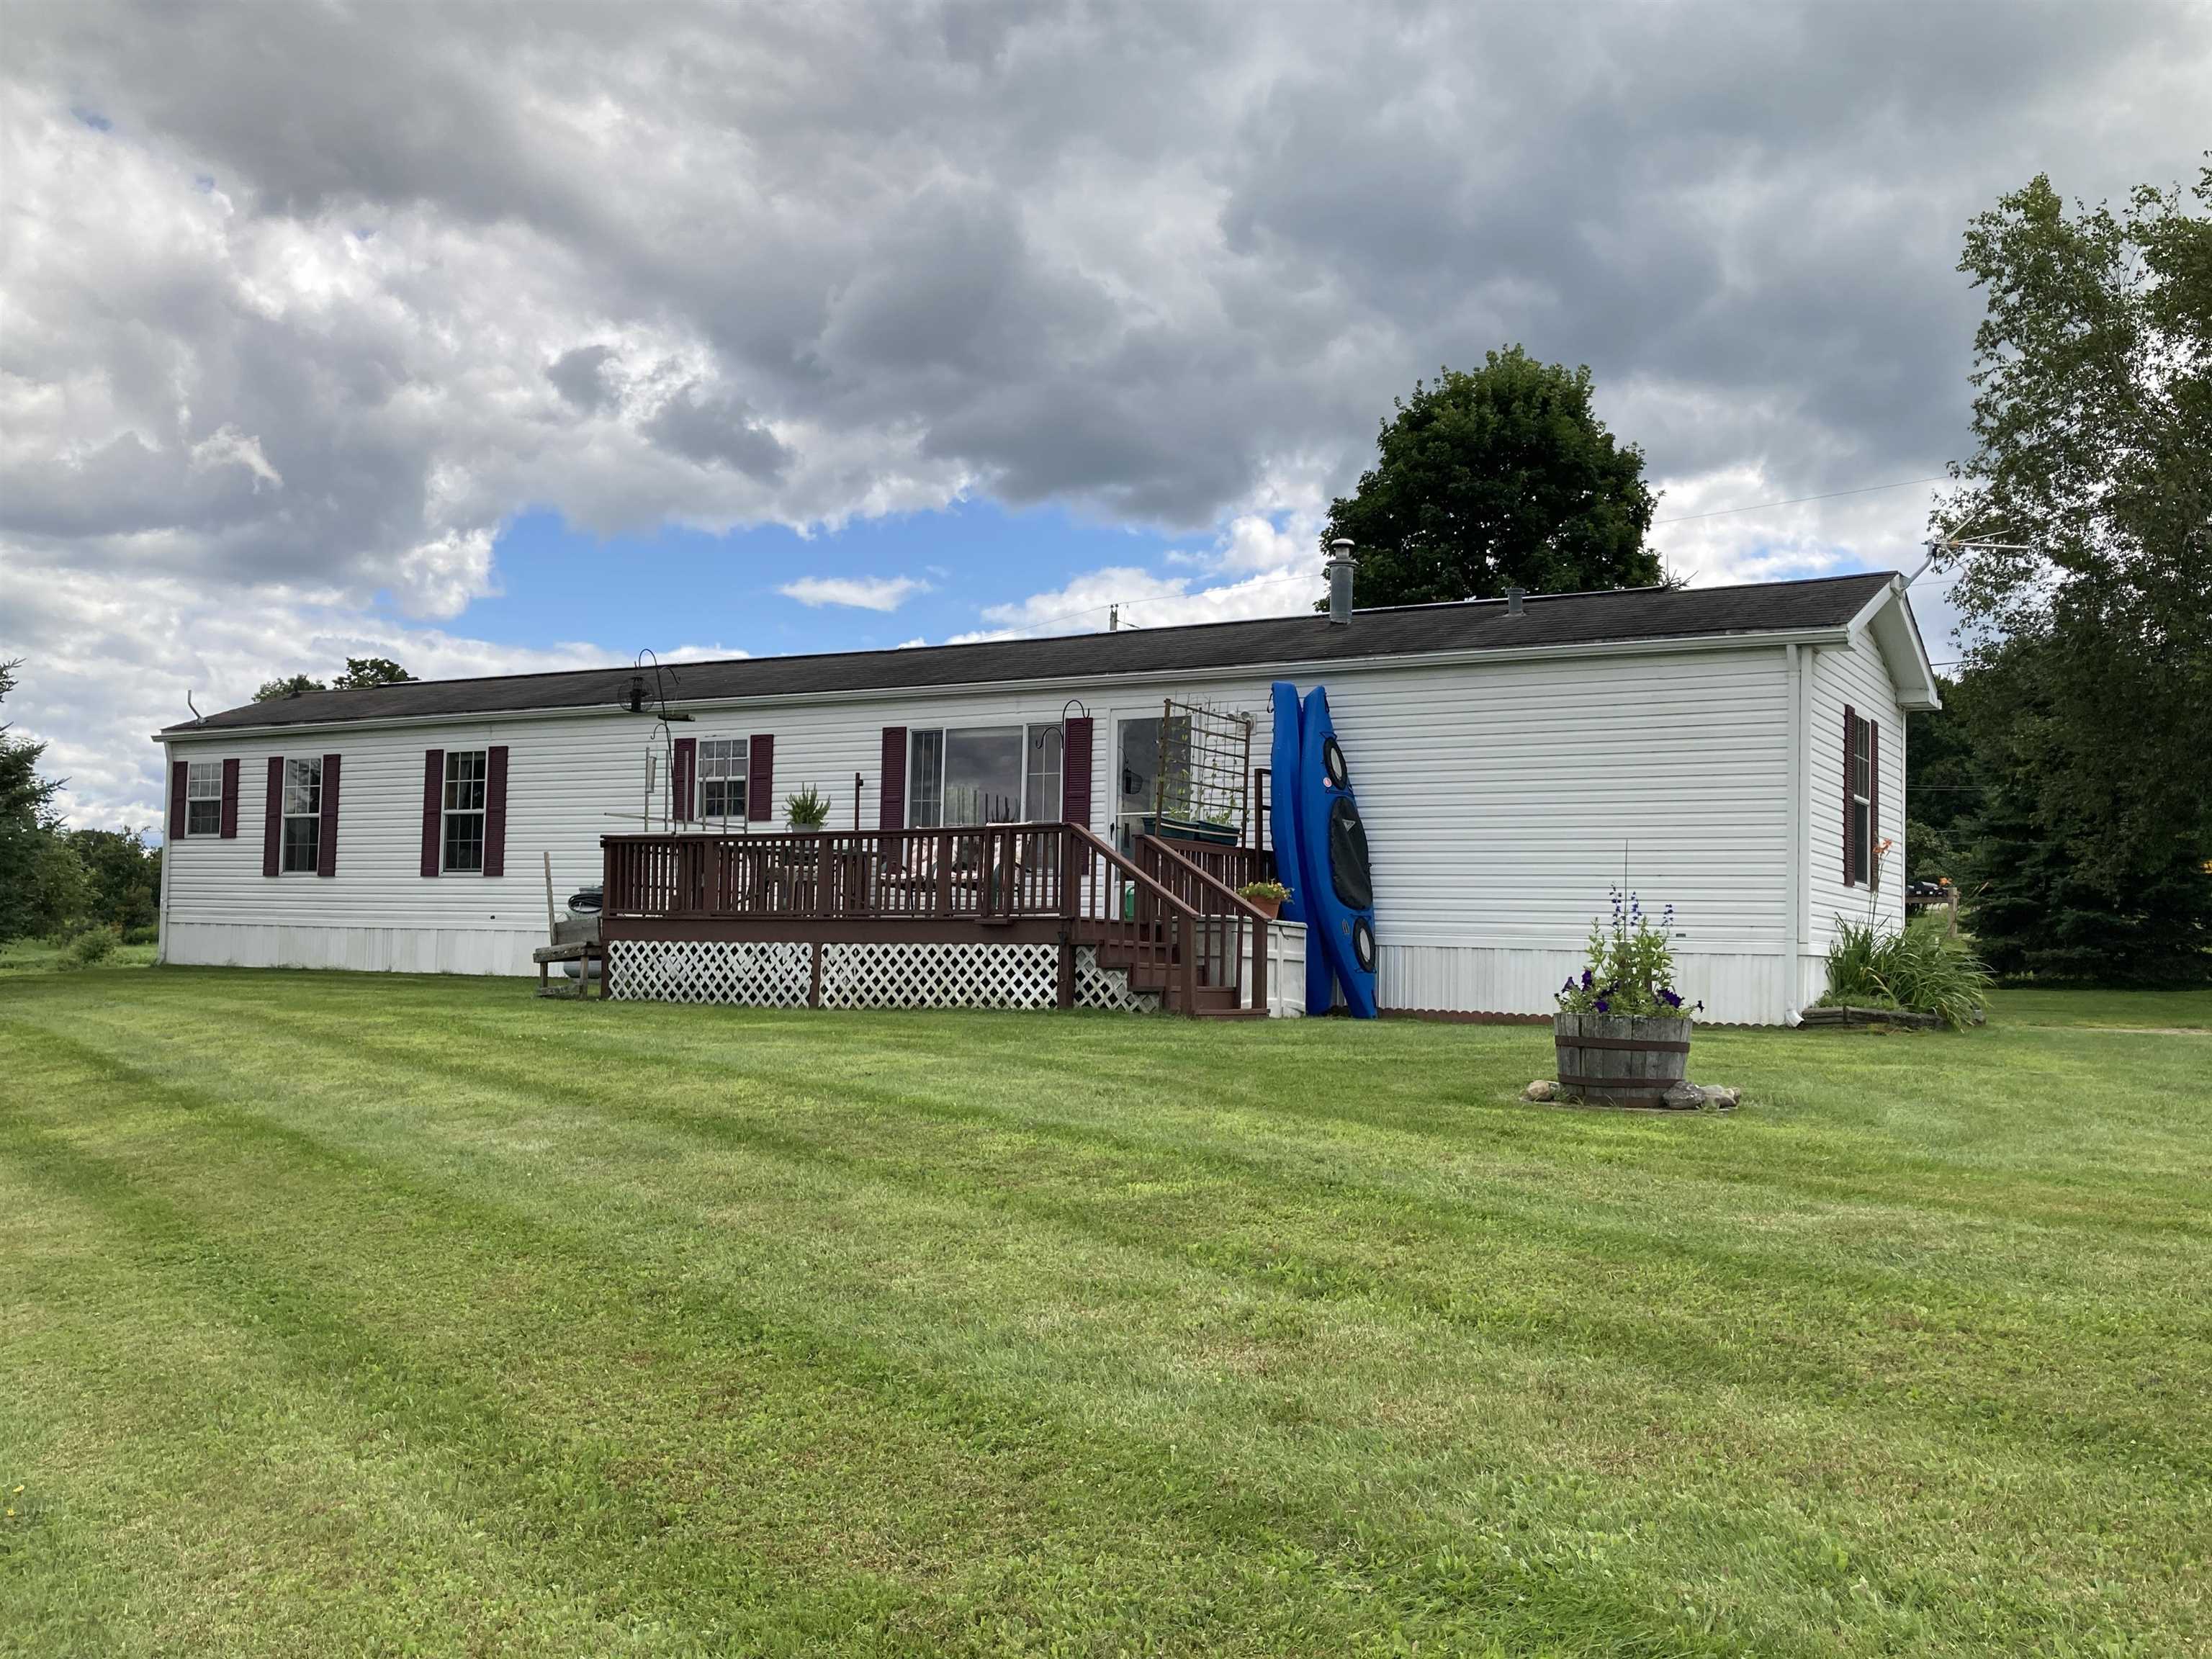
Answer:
1960;641;2211;984
1933;166;2212;981
0;659;66;944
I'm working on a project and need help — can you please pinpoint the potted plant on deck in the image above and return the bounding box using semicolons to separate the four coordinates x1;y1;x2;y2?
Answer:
1552;890;1703;1107
1237;878;1290;920
785;785;831;832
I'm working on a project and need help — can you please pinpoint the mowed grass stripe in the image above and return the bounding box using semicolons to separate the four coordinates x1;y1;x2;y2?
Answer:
5;1024;1722;1658
52;986;2212;1490
4;971;2208;1653
0;1143;708;1659
0;1008;2194;1654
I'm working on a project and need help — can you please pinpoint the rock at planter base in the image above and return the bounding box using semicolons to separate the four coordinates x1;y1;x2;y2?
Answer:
1661;1080;1704;1111
1699;1084;1740;1110
1522;1079;1559;1102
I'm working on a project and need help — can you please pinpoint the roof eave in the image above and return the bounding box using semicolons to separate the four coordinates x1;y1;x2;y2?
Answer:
1846;578;1943;712
154;624;1853;745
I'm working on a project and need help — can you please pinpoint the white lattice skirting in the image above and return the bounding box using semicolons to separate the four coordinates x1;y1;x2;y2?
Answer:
606;939;1160;1013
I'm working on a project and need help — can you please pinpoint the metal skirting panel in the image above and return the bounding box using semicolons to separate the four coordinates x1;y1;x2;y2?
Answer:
162;921;541;976
1377;944;1792;1026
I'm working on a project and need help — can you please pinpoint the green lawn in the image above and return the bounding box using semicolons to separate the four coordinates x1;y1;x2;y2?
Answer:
1;967;2206;1657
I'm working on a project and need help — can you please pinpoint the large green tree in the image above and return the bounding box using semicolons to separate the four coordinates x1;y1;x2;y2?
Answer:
1934;167;2211;981
253;656;413;703
333;655;413;689
0;660;67;943
1322;349;1662;607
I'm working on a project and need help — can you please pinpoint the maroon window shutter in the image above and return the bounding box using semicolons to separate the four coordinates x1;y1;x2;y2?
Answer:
316;754;341;877
1841;705;1857;886
672;737;696;823
1061;717;1094;826
220;757;240;838
263;757;283;877
421;749;444;876
482;745;510;877
168;760;188;839
1867;722;1880;889
879;727;907;830
747;733;775;822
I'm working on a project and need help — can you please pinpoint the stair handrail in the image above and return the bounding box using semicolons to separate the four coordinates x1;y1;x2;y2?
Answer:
1062;823;1202;1015
1136;832;1271;1015
1061;824;1202;921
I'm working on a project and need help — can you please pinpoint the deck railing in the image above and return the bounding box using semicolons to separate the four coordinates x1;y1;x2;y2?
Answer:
602;823;1278;1015
605;824;1076;925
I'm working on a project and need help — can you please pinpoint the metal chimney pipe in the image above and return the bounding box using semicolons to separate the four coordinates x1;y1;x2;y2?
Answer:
1506;586;1526;615
1326;538;1357;625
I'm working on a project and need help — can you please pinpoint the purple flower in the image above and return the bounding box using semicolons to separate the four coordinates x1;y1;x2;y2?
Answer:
1659;988;1683;1009
1581;968;1594;989
1593;997;1610;1012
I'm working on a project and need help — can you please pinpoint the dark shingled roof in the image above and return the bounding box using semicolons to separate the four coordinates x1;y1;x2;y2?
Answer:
168;572;1897;734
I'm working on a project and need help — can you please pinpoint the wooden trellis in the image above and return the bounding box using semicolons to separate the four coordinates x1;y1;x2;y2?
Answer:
1153;698;1255;845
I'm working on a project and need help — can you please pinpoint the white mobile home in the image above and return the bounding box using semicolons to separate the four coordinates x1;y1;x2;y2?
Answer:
155;572;1938;1024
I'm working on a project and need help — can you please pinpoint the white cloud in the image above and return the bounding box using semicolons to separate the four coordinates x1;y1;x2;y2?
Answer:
0;558;621;831
5;4;2200;828
953;562;1321;644
777;575;931;612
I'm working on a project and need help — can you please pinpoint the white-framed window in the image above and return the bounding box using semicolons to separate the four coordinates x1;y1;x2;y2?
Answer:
185;760;223;837
906;724;1061;827
698;737;748;823
280;757;322;873
1850;713;1874;888
443;749;487;873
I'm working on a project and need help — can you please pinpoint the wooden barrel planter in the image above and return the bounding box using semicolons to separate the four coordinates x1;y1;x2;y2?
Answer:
1552;1012;1692;1107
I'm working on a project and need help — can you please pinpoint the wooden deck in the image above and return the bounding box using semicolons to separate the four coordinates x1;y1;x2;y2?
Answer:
600;823;1277;1017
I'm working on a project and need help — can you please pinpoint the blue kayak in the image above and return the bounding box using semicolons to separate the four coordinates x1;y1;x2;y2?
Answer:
1296;685;1379;1018
1269;682;1335;1015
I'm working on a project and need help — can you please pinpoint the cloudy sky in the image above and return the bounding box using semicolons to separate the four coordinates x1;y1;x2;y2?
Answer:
4;1;2206;831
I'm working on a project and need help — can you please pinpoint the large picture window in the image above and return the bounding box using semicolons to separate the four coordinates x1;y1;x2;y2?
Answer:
1849;713;1874;888
185;760;222;837
698;737;748;822
280;757;322;873
907;724;1063;826
443;749;487;873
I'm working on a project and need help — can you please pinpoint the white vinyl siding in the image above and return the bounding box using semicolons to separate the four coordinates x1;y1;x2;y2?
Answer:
158;613;1924;1022
1804;632;1905;988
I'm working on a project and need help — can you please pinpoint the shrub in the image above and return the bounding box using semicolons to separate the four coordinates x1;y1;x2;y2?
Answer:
784;785;831;830
122;924;159;945
1556;889;1701;1020
1822;914;1992;1030
60;925;120;969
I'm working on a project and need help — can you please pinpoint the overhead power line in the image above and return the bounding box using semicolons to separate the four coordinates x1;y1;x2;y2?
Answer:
1653;475;1953;526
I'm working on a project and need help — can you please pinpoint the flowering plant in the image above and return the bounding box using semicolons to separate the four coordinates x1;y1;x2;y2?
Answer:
1237;879;1291;904
1555;888;1701;1020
